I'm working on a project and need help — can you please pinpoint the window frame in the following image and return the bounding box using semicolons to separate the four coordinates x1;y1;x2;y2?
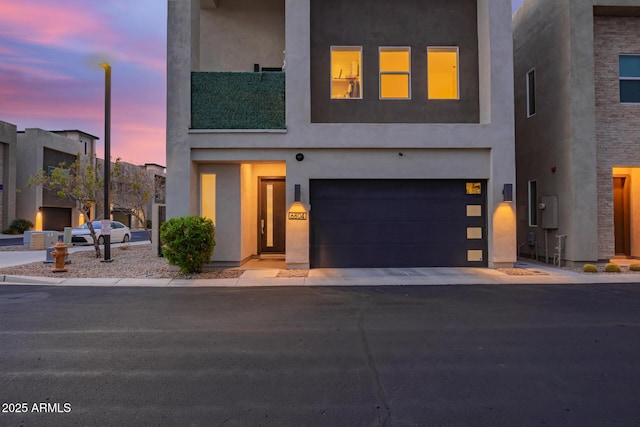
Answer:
528;180;538;227
619;54;640;104
378;46;411;100
526;68;536;117
427;46;460;100
330;46;363;100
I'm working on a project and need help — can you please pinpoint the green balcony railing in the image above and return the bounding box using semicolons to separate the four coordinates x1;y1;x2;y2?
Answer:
191;72;285;130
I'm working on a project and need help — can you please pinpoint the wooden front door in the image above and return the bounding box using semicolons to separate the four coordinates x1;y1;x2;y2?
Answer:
613;176;630;256
259;178;286;254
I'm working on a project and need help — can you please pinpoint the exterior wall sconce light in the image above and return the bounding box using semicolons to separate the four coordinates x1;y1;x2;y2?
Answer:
294;184;301;202
503;184;513;202
295;153;304;161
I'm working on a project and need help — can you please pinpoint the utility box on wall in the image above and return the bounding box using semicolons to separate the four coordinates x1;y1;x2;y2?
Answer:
541;195;559;230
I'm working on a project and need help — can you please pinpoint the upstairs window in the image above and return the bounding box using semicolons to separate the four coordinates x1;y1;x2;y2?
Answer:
331;47;362;99
528;180;538;227
427;47;459;99
379;47;411;99
527;68;536;116
620;55;640;103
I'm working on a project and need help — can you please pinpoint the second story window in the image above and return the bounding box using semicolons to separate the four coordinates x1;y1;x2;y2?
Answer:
379;47;411;99
528;180;538;227
331;46;362;99
527;68;536;116
620;55;640;103
427;47;459;100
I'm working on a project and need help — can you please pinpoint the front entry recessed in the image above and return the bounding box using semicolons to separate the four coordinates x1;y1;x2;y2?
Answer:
259;178;286;254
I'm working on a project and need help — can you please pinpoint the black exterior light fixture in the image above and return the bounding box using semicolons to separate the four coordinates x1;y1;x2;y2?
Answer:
503;183;513;202
294;184;301;202
295;153;304;161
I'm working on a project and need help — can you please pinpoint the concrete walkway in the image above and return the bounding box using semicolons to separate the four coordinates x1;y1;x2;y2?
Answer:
2;233;640;287
2;259;640;287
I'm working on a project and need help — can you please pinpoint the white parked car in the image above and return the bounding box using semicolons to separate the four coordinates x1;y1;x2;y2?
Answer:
71;220;131;245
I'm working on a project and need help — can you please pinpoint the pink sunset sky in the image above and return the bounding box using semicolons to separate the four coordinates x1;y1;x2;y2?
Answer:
0;0;524;166
0;0;166;165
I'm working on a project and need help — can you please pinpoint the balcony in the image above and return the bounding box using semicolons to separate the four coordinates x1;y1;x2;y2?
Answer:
191;72;285;130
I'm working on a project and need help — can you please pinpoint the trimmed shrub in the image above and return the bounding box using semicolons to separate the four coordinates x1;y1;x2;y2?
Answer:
160;216;215;274
629;263;640;272
604;263;621;273
2;219;34;235
583;264;598;273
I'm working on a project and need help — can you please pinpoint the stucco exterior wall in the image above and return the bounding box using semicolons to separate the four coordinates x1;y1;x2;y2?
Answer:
513;0;640;263
167;0;517;268
309;0;479;124
199;0;284;72
594;15;640;258
15;128;90;229
0;120;17;230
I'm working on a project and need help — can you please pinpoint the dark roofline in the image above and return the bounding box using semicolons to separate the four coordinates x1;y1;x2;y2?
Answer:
51;130;100;140
144;162;166;169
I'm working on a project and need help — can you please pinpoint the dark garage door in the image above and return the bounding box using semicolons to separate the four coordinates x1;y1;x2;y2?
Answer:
309;179;487;268
42;207;72;231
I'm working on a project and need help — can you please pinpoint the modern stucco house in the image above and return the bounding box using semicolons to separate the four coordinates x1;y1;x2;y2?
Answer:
0;120;17;231
166;0;516;269
513;0;640;265
15;128;98;231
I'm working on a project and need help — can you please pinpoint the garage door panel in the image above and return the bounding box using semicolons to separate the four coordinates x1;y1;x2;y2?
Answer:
310;179;487;268
312;199;464;222
313;244;477;268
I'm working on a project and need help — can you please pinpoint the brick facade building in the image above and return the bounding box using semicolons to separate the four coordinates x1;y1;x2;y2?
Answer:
514;0;640;264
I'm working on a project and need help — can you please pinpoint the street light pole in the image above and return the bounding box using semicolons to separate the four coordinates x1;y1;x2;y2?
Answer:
100;62;112;262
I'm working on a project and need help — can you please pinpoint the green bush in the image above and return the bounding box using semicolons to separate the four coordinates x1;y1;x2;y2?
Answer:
160;216;215;274
583;264;598;273
2;219;34;235
629;263;640;272
604;263;621;273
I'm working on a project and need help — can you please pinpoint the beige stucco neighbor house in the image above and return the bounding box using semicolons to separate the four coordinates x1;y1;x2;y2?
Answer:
15;128;98;231
166;0;516;269
514;0;640;265
0;120;17;230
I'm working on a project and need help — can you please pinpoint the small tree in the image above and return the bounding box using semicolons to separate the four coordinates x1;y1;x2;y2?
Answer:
28;156;104;258
160;216;215;274
111;159;161;242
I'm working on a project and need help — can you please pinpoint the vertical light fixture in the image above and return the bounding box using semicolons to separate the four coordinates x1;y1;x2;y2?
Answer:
100;62;112;262
503;183;513;202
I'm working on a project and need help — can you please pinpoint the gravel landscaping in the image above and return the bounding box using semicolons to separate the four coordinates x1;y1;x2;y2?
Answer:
0;244;244;279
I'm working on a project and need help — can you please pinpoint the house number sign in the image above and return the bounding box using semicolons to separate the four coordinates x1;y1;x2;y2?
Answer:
288;212;308;220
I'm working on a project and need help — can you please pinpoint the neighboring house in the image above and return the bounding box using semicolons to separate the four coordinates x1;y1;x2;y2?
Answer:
166;0;516;268
513;0;640;265
16;128;98;231
110;161;166;228
0;120;17;230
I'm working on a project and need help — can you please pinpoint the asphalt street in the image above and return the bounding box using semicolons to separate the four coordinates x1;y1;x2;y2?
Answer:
1;284;639;426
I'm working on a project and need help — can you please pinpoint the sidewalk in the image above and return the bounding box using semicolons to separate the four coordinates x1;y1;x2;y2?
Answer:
3;258;640;287
3;232;640;287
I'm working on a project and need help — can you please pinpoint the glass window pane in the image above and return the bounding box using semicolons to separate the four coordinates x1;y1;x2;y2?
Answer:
527;69;536;116
331;47;362;99
467;227;483;239
201;174;216;223
620;55;640;77
466;205;482;217
620;80;640;103
428;48;458;99
466;182;482;195
381;74;409;99
467;250;483;262
528;180;538;227
380;49;410;72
